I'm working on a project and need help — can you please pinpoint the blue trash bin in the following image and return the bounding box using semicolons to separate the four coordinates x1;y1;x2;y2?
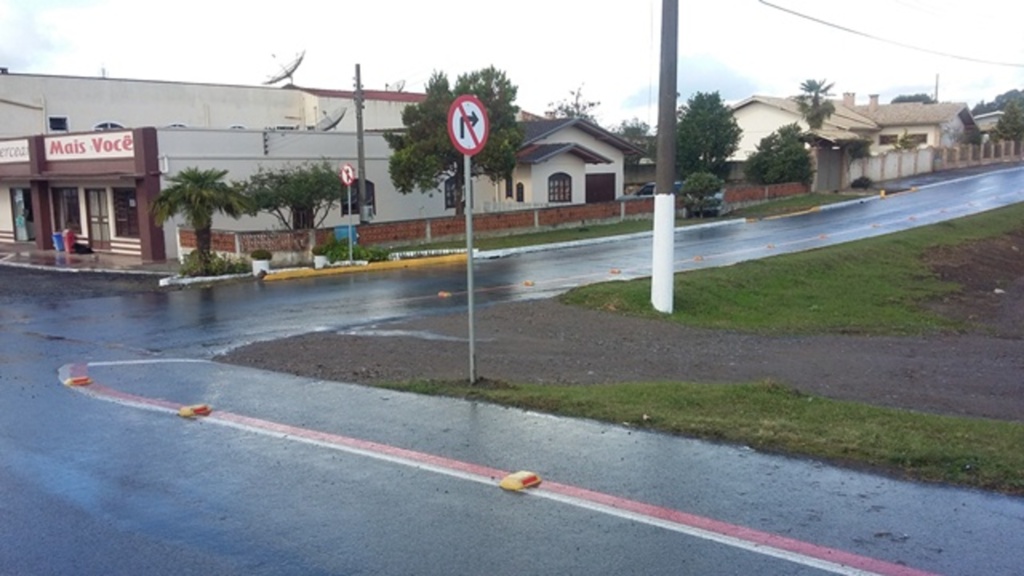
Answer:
52;232;65;252
334;225;358;245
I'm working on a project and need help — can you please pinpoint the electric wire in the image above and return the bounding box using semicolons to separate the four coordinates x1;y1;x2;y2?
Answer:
759;0;1024;68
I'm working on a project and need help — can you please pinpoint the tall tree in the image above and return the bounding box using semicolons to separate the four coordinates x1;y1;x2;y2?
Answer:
994;100;1024;142
676;91;742;180
546;85;600;121
744;123;814;186
891;93;935;104
972;88;1024;115
614;117;655;167
795;79;836;130
385;67;522;215
239;161;341;230
151;167;252;274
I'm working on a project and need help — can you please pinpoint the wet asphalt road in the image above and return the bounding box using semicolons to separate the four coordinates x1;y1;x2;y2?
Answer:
2;166;1024;575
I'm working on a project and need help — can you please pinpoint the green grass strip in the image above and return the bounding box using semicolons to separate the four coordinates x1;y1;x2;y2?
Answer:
377;379;1024;495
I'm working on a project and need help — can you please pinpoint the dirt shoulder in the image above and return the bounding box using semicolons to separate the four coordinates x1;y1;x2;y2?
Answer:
220;233;1024;423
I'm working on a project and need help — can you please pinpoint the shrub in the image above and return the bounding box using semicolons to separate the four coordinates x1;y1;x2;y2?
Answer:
311;244;328;256
744;123;814;185
321;238;391;263
851;176;874;189
180;251;249;277
250;249;272;261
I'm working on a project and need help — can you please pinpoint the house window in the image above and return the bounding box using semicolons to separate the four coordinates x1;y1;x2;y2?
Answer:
48;116;69;132
547;172;572;203
516;182;525;202
113;188;139;238
444;176;458;210
880;133;927;146
505;179;514;199
341;180;376;216
94;121;125;131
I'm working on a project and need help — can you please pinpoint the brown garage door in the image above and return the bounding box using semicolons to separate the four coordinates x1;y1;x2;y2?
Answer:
585;173;616;203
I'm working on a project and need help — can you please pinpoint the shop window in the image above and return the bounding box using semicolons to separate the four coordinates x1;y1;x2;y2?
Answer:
48;116;69;132
113;188;139;238
547;172;572;203
53;187;81;230
94;121;125;131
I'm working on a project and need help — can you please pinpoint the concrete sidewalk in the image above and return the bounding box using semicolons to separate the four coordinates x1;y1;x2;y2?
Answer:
0;242;179;276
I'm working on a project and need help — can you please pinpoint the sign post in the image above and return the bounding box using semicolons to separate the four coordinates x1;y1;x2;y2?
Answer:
447;94;490;384
340;163;356;265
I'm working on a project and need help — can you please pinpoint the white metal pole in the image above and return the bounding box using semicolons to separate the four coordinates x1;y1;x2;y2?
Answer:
464;153;476;384
346;183;353;265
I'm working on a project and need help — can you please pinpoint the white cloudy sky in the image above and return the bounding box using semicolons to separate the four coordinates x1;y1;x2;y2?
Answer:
3;0;1022;128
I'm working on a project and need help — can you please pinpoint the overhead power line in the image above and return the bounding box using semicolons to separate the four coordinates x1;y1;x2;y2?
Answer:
759;0;1024;68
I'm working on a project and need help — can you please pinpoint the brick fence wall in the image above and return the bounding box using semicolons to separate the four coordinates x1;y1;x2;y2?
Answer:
177;181;807;258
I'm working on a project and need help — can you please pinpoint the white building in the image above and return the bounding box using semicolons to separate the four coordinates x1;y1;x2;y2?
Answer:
0;71;638;261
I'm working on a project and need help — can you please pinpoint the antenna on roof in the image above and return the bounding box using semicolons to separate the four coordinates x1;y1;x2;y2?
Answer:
264;50;305;86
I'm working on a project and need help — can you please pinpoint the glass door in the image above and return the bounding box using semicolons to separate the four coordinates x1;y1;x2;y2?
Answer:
86;188;111;250
11;188;34;242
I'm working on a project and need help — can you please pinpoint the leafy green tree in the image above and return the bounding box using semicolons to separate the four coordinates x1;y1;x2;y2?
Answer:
891;93;935;104
151;167;252;274
676;91;741;180
681;171;723;218
614;117;655;167
385;67;523;215
744;124;813;185
892;129;921;151
546;84;600;121
239;161;341;230
972;89;1024;115
994;100;1024;142
795;79;836;130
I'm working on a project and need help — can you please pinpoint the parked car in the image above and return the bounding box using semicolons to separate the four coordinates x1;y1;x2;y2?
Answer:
631;181;682;196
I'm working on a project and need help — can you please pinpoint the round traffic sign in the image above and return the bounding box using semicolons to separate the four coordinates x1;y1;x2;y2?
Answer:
340;163;355;186
447;95;489;156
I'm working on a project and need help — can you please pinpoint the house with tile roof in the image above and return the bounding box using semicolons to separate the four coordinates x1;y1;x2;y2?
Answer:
730;92;978;191
503;117;642;206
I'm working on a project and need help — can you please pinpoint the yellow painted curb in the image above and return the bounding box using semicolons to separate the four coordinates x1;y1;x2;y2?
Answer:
263;254;468;282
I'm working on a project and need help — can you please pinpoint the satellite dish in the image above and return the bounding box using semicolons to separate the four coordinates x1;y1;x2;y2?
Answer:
316;107;347;131
392;79;406;92
264;50;305;85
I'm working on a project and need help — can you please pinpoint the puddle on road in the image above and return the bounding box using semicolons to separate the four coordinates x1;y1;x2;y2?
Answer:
337;328;470;342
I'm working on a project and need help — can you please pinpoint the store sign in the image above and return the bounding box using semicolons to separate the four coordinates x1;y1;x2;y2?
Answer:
45;131;135;161
0;139;29;164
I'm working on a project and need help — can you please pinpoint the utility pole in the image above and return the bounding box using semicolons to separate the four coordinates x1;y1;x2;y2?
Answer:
355;63;369;224
651;0;679;314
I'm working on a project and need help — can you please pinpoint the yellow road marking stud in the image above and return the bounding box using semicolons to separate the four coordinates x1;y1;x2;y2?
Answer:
610;268;621;275
64;375;92;387
499;471;542;491
880;189;886;198
693;255;703;262
523;280;535;287
178;404;213;419
438;291;452;298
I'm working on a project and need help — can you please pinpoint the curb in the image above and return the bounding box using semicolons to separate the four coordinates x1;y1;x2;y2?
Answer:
262;253;468;282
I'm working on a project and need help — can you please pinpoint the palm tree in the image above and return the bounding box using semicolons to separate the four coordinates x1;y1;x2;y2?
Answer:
151;167;252;274
795;79;836;130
